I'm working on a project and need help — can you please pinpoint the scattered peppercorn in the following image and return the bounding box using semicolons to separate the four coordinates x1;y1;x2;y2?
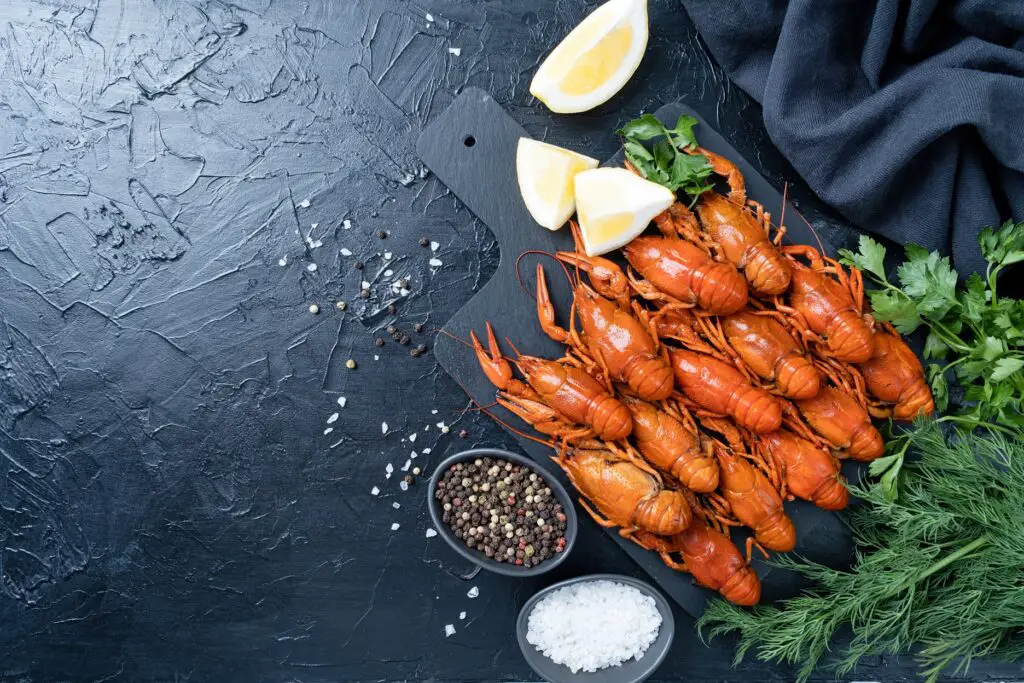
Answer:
410;348;421;358
345;359;357;369
378;230;388;239
459;429;468;439
375;338;385;347
414;323;425;333
433;457;568;568
403;474;414;485
419;237;430;247
386;325;397;335
399;335;410;345
397;278;409;289
416;344;427;355
354;261;364;270
412;467;421;475
308;304;320;314
387;303;397;315
359;290;370;299
336;301;347;311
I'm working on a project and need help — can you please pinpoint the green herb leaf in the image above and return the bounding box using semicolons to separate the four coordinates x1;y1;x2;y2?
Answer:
926;363;949;413
867;289;921;333
838;235;888;282
979;220;1024;267
616;114;664;141
619;113;715;199
990;357;1024;382
896;250;958;320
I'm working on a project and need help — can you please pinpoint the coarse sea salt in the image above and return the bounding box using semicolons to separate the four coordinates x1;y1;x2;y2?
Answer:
391;522;400;531
343;219;352;229
525;580;661;674
409;433;417;443
392;501;401;509
307;263;317;272
337;396;347;407
323;427;333;435
399;480;409;491
382;421;389;434
448;47;461;56
425;528;437;538
298;199;311;208
429;257;443;268
430;241;440;252
444;624;455;637
341;248;353;256
371;486;380;496
467;586;479;599
459;611;466;620
327;413;339;424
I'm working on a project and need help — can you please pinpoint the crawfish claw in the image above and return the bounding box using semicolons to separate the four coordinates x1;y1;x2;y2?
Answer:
471;323;513;390
535;263;570;344
556;250;630;308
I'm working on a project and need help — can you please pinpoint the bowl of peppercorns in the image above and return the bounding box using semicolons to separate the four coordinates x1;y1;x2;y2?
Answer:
428;448;578;576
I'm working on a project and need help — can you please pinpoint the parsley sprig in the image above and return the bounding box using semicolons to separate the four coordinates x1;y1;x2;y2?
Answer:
617;114;714;201
839;221;1024;432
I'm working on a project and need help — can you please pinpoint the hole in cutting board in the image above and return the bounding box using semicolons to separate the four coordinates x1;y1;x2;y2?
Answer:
463;135;476;148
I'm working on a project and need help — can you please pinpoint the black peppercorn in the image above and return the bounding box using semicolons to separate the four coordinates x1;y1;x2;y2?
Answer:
419;237;430;247
387;303;397;314
378;230;387;239
375;338;385;347
459;429;468;438
399;335;410;345
414;323;425;333
354;261;363;270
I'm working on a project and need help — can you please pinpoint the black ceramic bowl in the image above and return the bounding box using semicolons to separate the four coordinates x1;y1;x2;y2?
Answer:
426;448;578;577
516;574;675;683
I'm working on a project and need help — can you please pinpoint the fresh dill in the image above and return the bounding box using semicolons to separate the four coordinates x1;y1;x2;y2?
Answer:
698;421;1024;683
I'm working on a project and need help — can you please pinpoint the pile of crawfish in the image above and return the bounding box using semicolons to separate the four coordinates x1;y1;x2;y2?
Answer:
468;149;934;606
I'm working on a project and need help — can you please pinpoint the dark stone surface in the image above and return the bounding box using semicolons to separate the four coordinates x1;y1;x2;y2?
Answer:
0;1;1017;681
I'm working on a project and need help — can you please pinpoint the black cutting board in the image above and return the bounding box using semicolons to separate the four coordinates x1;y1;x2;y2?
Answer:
417;87;854;617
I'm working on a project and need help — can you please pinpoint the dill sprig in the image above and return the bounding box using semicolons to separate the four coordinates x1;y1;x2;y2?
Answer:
697;421;1024;683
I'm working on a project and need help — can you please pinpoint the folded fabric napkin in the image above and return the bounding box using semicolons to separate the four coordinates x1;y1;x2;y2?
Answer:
680;0;1024;273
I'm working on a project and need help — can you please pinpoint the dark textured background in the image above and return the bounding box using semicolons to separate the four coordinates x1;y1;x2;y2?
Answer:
0;1;1018;681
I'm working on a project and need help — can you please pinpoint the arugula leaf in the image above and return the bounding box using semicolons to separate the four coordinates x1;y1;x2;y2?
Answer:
619;113;715;199
838;235;888;282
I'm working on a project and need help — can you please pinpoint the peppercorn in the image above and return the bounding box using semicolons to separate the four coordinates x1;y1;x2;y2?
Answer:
336;301;347;311
375;338;385;347
416;344;427;355
354;261;364;270
403;474;413;485
359;290;370;299
459;429;468;438
378;230;387;239
387;303;397;314
345;359;356;369
419;237;430;247
399;335;410;345
410;348;421;358
414;323;425;333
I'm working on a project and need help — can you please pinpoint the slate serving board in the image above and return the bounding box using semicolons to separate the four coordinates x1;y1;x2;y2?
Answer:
417;87;854;618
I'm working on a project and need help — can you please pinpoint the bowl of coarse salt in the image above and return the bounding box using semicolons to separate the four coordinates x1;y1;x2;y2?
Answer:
516;574;675;683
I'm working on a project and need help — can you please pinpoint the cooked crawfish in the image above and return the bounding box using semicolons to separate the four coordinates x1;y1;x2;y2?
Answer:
555;444;692;537
780;245;875;363
618;394;719;492
706;438;796;553
669;348;783;433
471;322;632;442
632;526;761;606
621;235;749;315
857;325;935;421
701;311;821;400
754;430;847;510
791;386;884;461
535;263;674;402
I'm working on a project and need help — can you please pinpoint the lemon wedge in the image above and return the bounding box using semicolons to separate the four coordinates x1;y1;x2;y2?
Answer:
574;167;674;256
517;138;599;230
530;0;649;114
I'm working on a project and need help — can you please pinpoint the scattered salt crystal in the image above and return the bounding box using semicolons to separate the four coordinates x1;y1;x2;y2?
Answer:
343;219;352;229
467;586;479;599
444;624;455;637
323;427;334;435
422;448;431;454
459;611;466;620
341;248;353;256
385;463;394;478
425;528;438;538
410;450;418;459
384;269;394;277
401;459;412;472
327;413;339;424
311;222;318;229
429;258;443;268
448;47;461;56
307;263;318;272
337;396;347;407
392;522;401;531
409;433;417;443
374;355;380;361
382;421;389;434
362;280;371;290
431;409;438;414
430;241;440;252
436;421;446;430
399;480;409;491
392;502;401;509
384;252;393;260
298;198;311;208
278;257;288;266
371;486;380;496
426;12;434;21
400;288;410;296
525;580;662;674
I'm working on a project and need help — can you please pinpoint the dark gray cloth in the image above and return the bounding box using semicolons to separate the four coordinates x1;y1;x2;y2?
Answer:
681;0;1024;273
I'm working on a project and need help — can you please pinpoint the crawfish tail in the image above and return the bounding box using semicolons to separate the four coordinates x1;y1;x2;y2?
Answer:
743;241;791;296
773;353;821;400
634;490;692;536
